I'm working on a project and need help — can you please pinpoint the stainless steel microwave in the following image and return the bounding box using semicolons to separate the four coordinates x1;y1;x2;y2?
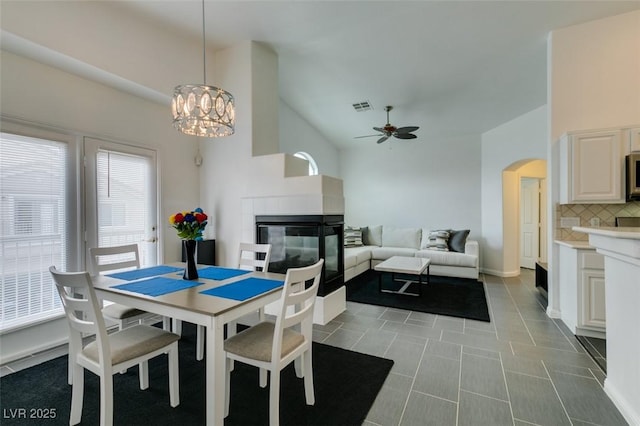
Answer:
627;153;640;201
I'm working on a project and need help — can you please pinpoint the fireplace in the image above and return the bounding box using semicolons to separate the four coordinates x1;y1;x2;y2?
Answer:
256;215;344;296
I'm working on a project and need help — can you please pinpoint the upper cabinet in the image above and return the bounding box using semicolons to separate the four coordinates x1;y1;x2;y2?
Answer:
559;128;625;204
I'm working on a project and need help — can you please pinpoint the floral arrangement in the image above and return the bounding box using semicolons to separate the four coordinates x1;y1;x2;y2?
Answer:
169;207;208;240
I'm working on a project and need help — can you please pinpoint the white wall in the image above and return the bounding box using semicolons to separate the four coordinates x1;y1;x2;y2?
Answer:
547;10;640;318
481;105;547;276
339;134;481;237
0;50;199;363
279;101;341;178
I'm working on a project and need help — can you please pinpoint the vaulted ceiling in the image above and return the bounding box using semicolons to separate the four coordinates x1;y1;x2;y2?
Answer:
4;1;640;148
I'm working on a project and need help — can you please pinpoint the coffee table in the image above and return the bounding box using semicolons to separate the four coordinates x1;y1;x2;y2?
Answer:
374;256;431;297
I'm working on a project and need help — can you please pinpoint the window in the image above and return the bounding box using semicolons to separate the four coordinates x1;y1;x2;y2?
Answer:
0;132;69;331
293;151;319;176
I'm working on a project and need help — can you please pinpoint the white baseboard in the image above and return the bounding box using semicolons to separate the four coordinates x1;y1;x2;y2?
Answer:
546;306;561;319
480;267;521;277
604;378;640;426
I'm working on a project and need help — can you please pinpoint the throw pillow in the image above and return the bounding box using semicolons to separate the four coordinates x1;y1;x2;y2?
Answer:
360;226;369;245
448;229;470;253
344;226;363;247
367;225;383;247
425;230;450;251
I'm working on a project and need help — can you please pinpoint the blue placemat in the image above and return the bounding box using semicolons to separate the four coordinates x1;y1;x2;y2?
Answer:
200;277;284;301
107;265;182;281
194;266;251;281
113;277;204;296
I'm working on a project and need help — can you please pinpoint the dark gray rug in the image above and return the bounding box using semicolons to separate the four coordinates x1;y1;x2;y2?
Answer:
347;270;490;322
0;322;393;425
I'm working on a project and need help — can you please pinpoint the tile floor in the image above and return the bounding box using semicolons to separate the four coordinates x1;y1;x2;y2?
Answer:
312;269;628;426
1;269;629;425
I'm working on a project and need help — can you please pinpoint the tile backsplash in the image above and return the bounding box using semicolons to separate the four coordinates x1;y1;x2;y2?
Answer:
556;201;640;241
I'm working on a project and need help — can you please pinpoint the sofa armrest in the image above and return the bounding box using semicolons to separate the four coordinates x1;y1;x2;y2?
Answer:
465;240;479;258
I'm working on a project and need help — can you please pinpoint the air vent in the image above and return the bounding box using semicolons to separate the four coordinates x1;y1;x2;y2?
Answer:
352;101;372;112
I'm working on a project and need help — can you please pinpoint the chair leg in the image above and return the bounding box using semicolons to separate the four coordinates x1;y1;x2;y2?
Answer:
162;316;171;331
118;320;128;375
139;360;149;390
100;373;114;426
69;363;84;425
303;350;315;405
172;319;182;336
294;357;303;378
269;371;280;426
224;357;232;417
67;342;75;385
196;325;205;361
259;368;268;388
168;343;180;407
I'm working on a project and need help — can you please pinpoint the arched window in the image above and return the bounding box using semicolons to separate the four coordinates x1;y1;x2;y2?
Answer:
293;151;318;176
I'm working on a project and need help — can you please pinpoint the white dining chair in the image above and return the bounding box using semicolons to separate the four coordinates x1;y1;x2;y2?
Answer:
223;258;323;426
195;242;272;361
50;266;180;426
88;244;168;331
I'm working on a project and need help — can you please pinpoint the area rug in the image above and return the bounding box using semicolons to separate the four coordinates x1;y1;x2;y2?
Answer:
0;323;393;426
347;270;490;322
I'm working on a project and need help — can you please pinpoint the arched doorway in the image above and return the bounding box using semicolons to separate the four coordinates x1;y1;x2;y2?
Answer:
502;159;547;275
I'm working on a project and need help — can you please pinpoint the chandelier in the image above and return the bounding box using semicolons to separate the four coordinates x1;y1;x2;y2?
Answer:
171;0;235;137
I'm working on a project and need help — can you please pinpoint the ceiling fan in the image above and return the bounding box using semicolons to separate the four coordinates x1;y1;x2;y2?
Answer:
355;105;419;144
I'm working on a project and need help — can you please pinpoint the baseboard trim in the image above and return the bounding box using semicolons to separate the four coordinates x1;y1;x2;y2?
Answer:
480;268;520;278
604;378;640;426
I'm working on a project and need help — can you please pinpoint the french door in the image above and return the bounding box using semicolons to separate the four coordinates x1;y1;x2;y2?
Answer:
84;137;158;267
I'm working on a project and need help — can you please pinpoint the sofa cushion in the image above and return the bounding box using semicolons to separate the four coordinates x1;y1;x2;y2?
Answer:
344;226;363;247
448;229;470;253
382;226;421;249
344;246;373;269
366;225;383;247
371;247;418;260
416;249;478;268
424;230;450;251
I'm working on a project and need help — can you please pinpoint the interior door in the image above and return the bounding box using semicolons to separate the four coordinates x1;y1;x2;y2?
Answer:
520;178;540;269
84;137;158;267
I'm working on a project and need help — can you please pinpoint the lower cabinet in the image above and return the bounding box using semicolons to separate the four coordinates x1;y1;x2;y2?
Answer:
580;269;606;329
558;244;605;337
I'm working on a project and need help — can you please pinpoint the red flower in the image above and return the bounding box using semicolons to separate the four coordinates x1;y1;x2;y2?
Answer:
174;213;184;223
195;213;207;223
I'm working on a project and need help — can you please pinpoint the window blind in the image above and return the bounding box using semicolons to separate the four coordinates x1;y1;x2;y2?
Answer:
96;150;151;266
0;132;68;331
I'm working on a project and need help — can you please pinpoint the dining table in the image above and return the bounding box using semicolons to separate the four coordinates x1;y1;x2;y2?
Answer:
91;262;286;426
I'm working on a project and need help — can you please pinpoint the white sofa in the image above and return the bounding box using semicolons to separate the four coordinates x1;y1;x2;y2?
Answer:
344;226;479;282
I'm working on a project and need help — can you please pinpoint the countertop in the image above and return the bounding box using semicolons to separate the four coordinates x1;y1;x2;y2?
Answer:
572;226;640;240
554;240;594;249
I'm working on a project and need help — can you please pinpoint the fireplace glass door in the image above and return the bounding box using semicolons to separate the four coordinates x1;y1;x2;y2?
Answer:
256;215;344;296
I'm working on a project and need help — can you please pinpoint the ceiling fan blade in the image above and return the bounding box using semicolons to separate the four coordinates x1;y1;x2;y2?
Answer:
373;127;386;133
394;133;417;140
354;134;381;139
377;135;390;144
395;126;419;134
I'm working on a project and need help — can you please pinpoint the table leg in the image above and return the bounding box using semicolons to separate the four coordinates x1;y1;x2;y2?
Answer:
206;318;225;425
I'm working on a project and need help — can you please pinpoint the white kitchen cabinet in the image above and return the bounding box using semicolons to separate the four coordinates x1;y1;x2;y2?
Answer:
559;129;625;204
557;242;605;338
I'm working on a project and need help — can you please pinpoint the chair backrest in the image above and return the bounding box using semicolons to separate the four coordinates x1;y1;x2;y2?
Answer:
271;259;324;362
238;242;272;272
88;244;140;276
49;266;110;364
